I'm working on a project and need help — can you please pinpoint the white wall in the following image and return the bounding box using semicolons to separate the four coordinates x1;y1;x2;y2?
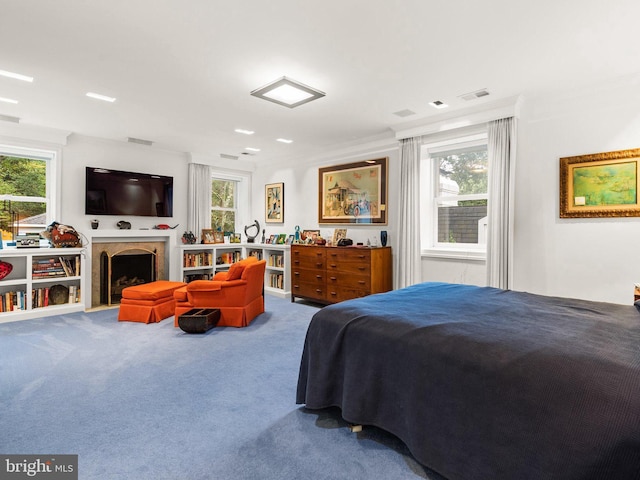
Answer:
514;74;640;304
60;134;189;232
251;139;400;264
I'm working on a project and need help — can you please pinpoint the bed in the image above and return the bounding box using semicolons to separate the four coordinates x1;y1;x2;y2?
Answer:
296;282;640;480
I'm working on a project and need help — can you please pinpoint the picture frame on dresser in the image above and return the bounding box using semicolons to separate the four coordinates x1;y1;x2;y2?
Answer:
318;157;388;225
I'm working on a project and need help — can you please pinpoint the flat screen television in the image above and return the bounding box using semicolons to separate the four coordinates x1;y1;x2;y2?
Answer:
85;167;173;217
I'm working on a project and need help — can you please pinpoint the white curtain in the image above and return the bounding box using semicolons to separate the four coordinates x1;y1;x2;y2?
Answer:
395;137;422;289
486;117;517;289
187;163;212;237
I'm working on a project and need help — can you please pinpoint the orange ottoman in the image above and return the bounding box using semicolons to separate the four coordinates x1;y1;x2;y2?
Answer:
118;280;187;324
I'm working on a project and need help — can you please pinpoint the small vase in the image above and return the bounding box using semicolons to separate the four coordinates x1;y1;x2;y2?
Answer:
380;230;387;247
91;220;100;230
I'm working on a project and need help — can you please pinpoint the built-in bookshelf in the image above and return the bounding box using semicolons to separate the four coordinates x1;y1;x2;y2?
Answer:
0;248;85;323
178;243;290;298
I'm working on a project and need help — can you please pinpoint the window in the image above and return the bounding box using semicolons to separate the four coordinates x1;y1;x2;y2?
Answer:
421;134;488;258
0;146;55;241
211;178;237;234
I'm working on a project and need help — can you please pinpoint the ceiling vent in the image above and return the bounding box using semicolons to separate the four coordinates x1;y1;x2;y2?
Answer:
0;114;20;123
220;153;239;160
459;89;490;101
127;137;153;146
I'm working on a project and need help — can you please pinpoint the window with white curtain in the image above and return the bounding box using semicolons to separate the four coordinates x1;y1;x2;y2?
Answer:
0;145;56;240
420;132;488;259
211;177;237;234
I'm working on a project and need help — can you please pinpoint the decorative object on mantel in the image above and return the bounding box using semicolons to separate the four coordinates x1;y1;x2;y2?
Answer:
41;222;82;248
48;284;69;305
244;220;260;243
261;229;266;244
90;219;99;230
560;147;640;218
381;230;388;246
153;223;179;230
0;260;13;280
181;231;197;244
318;157;388;225
116;220;131;230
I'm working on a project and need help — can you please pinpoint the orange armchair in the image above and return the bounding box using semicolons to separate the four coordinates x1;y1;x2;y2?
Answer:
174;258;266;328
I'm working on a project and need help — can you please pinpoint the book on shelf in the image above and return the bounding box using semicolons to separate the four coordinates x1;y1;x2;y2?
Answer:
1;290;27;312
268;254;284;268
183;252;213;268
248;250;263;260
183;273;213;283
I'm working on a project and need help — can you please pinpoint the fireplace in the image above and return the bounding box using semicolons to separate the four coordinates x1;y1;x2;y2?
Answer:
100;247;157;306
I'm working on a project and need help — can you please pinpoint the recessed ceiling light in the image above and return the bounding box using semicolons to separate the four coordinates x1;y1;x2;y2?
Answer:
393;109;416;117
235;128;255;135
86;92;116;103
276;138;293;144
251;76;325;108
0;97;18;104
0;69;33;82
245;147;261;152
428;100;448;109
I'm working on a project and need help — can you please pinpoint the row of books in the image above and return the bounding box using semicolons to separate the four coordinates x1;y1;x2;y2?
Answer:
268;273;284;289
183;252;213;268
32;285;81;308
268;254;284;268
32;256;80;279
217;251;242;265
0;290;27;311
182;273;213;283
248;250;264;260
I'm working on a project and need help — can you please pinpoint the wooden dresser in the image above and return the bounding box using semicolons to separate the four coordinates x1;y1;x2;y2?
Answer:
291;245;392;304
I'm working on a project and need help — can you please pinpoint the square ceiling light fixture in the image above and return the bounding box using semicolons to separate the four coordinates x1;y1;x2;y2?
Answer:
250;76;325;108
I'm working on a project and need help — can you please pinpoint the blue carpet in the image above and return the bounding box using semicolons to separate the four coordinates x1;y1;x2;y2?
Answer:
0;296;445;479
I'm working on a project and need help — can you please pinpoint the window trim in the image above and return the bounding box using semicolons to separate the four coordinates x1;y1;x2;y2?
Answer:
421;133;488;261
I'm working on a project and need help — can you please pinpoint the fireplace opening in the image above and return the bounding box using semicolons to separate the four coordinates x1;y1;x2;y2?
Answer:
100;248;157;305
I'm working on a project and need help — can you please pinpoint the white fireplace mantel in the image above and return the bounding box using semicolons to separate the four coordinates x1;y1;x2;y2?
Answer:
83;229;179;308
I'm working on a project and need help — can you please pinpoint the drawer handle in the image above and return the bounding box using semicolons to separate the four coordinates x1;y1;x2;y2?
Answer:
317;252;323;256
316;275;322;279
329;264;337;268
358;267;366;271
316;289;322;293
316;263;323;267
330;292;337;296
358;280;365;284
294;272;300;276
358;255;365;259
330;276;337;280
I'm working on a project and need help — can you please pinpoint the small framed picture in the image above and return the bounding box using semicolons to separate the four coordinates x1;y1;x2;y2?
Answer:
332;228;347;245
269;234;277;244
277;233;287;244
231;233;241;243
213;231;225;244
286;234;294;245
202;229;216;244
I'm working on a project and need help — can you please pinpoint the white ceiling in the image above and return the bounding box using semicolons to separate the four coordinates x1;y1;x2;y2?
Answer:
1;0;639;163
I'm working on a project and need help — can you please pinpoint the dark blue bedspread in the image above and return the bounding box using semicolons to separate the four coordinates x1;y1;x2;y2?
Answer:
296;282;640;480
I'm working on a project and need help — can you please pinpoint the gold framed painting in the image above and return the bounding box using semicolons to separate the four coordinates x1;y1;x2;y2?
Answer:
560;148;640;218
265;182;284;223
319;157;388;224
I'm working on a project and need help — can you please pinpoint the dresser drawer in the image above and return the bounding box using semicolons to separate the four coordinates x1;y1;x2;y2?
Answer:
292;246;326;261
326;261;370;275
326;249;370;263
327;272;370;290
292;282;326;301
292;268;325;285
326;287;369;303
